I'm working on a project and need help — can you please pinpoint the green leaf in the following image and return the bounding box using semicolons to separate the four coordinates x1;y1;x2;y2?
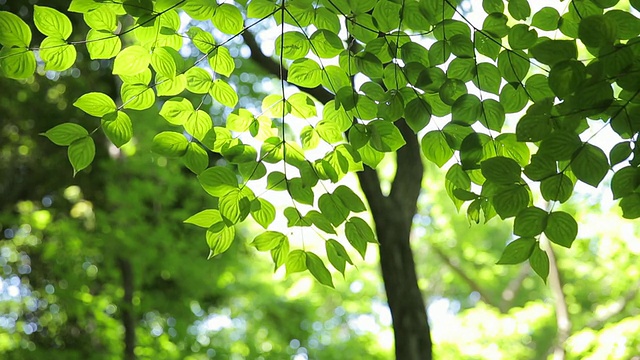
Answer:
500;83;529;114
206;225;235;258
84;7;117;31
326;239;353;275
579;15;616;48
288;58;323;88
344;217;374;259
73;92;117;117
548;60;585;99
285;250;307;275
538;132;582;161
496;237;536;265
481;156;522;184
68;136;95;175
113;45;151;76
120;83;154;110
439;79;467;106
514;207;548;237
544;211;578;248
185;110;212;142
151;131;189;157
451;94;480;125
540;174;574;203
39;37;77;71
159;97;194;125
473;62;501;95
248;0;278;18
404;97;432;132
251;198;276;229
310;29;344;58
529;246;549;282
271;238;289;271
571;144;609;187
497;50;529;83
156;72;187;96
368;120;406;152
0;48;36;79
334;185;366;212
508;24;537;50
184;209;223;228
212;3;244;35
483;12;509;38
183;142;209;174
123;0;153;17
530;40;578;66
182;0;217;20
318;193;349;227
288;93;317;119
304;211;336;234
34;6;73;40
479;99;506;132
210;79;238;108
86;29;121;59
187;27;216;53
185;67;213;94
151;46;178;79
421;131;454;167
198;166;238;197
610;142;632;166
275;31;310;60
0;11;32;47
516;114;552;142
252;231;287;251
208;47;235;77
611;167;640;200
532;7;560;31
219;188;252;224
492;184;530;219
508;0;530;20
289;178;314;205
101;111;133;148
305;252;334;287
620;193;640;219
43;123;88;146
315;121;343;144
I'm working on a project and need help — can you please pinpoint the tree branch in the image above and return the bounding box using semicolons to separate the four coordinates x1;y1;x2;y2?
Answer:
541;236;571;360
389;120;423;225
587;279;640;329
500;263;530;312
430;243;499;308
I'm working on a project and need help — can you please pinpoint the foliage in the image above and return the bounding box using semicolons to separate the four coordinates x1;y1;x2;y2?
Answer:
2;1;640;284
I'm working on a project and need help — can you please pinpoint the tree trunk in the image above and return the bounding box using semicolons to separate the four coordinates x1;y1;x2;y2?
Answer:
358;121;432;359
118;258;136;360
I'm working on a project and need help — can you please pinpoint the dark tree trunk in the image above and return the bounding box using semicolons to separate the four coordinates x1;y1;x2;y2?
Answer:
358;121;432;360
118;258;136;360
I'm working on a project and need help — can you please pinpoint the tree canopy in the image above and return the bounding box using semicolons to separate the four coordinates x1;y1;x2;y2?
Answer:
2;0;640;358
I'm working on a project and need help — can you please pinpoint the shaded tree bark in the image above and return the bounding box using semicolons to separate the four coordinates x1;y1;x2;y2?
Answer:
118;258;136;360
243;31;432;359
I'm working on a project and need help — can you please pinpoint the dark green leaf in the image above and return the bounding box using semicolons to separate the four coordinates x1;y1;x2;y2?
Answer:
544;211;578;248
529;245;549;282
496;237;536;264
514;207;548;237
571;144;609;187
611;167;640;200
492;184;530;219
481;156;522;184
540;174;574;203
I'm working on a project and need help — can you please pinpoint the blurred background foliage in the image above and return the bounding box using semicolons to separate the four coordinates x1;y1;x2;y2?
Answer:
1;0;639;359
